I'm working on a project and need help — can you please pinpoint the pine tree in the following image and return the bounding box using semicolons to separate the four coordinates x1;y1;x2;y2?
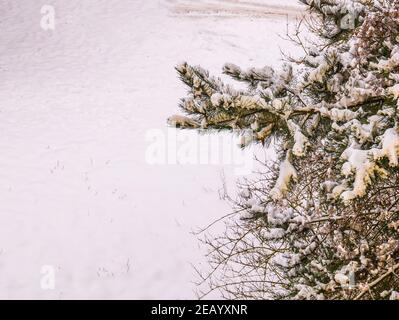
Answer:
170;0;399;300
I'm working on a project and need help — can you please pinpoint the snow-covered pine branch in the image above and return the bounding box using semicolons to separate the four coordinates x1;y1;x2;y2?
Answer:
171;0;399;300
171;0;399;206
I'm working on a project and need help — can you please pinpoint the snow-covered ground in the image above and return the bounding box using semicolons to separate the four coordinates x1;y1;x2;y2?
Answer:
0;0;300;299
167;0;303;17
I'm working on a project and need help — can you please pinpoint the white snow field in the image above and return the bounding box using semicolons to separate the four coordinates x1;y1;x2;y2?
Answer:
0;0;301;299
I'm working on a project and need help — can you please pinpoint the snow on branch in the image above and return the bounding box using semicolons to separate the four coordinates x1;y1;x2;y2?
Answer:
270;152;298;201
172;0;399;206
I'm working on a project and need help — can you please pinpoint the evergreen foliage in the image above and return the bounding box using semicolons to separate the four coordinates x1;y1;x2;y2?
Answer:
170;0;399;300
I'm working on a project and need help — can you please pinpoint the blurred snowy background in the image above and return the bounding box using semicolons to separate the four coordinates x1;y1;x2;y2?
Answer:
0;0;302;299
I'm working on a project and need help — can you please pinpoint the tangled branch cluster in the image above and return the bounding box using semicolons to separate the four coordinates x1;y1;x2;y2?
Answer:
170;0;399;299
